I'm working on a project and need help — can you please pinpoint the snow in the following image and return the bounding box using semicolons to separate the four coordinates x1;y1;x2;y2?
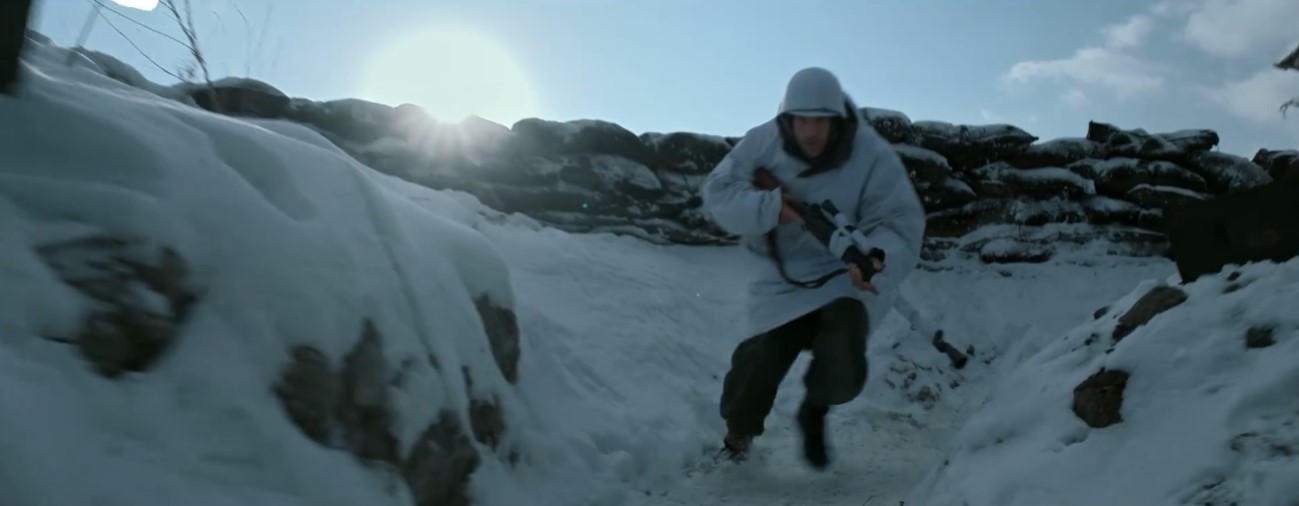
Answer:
641;132;730;149
892;143;950;166
1128;183;1206;200
908;258;1299;506
7;31;1296;506
583;155;664;192
860;107;912;122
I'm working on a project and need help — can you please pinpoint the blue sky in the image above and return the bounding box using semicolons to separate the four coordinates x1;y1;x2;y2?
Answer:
32;0;1299;157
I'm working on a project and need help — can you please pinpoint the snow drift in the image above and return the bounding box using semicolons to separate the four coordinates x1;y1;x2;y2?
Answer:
907;258;1299;506
0;33;587;506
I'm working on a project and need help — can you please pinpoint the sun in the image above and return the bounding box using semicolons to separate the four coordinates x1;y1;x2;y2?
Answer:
362;27;539;126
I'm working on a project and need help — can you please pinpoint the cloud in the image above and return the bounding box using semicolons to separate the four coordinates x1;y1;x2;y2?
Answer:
1001;10;1170;100
1062;89;1090;108
1203;69;1299;124
1003;47;1166;98
1176;0;1299;59
1101;14;1154;49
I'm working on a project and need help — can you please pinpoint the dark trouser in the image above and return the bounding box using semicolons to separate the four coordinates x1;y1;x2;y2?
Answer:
720;297;868;437
1;0;33;96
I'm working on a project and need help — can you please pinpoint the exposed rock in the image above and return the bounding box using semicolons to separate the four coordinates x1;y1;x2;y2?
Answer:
1113;285;1188;343
273;320;501;506
473;295;521;384
403;411;481;506
508;118;650;164
185;78;291;118
1252;149;1299;181
1072;368;1129;428
339;320;398;463
274;346;341;444
641;132;732;175
1245;326;1277;349
35;235;198;378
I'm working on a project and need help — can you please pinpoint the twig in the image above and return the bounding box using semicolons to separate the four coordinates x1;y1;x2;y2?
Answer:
93;4;186;82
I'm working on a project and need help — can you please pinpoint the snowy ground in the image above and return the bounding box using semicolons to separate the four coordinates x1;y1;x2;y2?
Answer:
466;220;1176;505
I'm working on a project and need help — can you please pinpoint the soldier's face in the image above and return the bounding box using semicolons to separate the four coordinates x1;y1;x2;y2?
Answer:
792;116;832;158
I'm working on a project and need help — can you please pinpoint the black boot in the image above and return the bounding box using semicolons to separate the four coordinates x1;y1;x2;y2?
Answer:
797;401;830;470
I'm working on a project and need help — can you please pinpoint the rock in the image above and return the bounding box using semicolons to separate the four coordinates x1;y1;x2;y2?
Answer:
288;98;403;145
860;107;915;143
1085;121;1218;159
1123;184;1206;210
1112;285;1188;342
893;143;954;183
35;236;198;378
403;410;481;506
1072;368;1129;428
1082;197;1164;229
968;162;1095;200
555;155;664;199
473;295;520;384
978;238;1054;264
1008;138;1105;169
274;346;341;444
641;132;731;175
186;78;290;118
918;177;977;212
469;396;507;450
508;118;650;164
1182;151;1273;194
273;320;496;506
1158;129;1221;153
926;199;1089;238
911;121;1038;169
1245;326;1277;349
1252;149;1299;181
339;320;398;463
1067;158;1208;197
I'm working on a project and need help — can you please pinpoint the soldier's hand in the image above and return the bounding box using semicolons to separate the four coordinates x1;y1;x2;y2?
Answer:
847;257;885;293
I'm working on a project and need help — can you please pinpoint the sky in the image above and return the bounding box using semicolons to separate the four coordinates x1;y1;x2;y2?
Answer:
30;0;1299;158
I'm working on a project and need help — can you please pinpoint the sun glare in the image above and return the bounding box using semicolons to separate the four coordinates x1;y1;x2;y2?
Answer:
110;0;158;10
363;27;538;127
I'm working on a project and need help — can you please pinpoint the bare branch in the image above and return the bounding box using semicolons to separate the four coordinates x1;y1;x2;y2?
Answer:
1282;97;1299;118
92;4;187;82
160;0;220;113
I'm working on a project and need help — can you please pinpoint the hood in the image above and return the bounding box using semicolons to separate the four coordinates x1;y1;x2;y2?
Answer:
776;67;861;176
778;67;848;117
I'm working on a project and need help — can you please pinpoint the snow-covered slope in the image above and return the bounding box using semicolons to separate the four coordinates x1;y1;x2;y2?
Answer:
1;35;546;506
907;259;1299;506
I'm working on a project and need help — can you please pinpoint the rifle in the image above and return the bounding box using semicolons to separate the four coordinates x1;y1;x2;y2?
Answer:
757;170;969;369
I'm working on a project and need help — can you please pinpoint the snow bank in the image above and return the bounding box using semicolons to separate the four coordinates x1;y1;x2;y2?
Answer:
908;258;1299;506
0;35;646;506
